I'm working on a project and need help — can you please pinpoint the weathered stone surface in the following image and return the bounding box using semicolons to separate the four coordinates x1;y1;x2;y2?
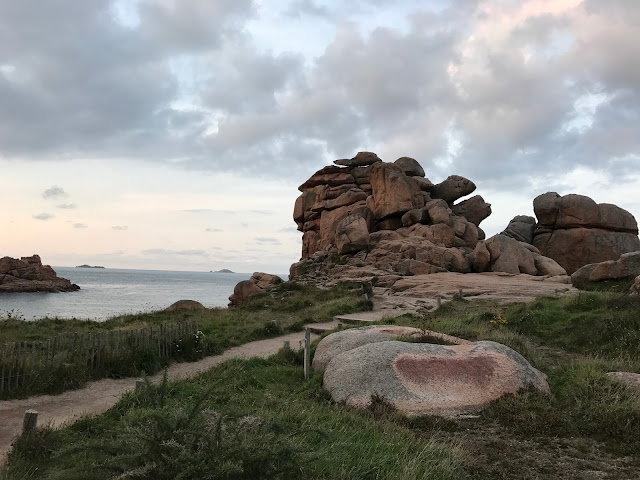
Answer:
424;199;452;225
534;229;640;275
631;276;640;297
401;209;427;227
472;242;491;273
451;196;492;227
165;300;205;311
302;230;322;258
323;188;368;211
334;151;382;167
312;325;424;372
228;272;282;306
486;235;537;275
394;157;425;177
375;216;404;231
532;253;567;277
323;340;549;417
298;166;355;191
410;176;434;192
502;215;536;244
431;175;476;204
571;251;640;287
533;192;640;274
336;214;370;254
368;162;424;219
534;192;638;232
0;255;79;293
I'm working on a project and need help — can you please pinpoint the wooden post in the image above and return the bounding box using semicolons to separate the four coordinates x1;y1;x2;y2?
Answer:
283;340;290;351
303;327;311;381
135;379;145;391
22;410;38;434
436;295;442;309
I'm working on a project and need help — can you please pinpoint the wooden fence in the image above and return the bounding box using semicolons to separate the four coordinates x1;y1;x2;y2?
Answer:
0;321;199;396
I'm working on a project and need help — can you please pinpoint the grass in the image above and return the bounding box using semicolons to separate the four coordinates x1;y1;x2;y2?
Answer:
2;287;639;478
2;353;465;480
0;282;370;399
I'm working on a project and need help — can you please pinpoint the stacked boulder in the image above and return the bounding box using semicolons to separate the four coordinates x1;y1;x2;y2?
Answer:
290;152;563;286
0;255;79;292
531;193;640;275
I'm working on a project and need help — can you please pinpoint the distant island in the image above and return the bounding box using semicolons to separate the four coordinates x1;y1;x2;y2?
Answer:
212;268;234;273
76;264;105;269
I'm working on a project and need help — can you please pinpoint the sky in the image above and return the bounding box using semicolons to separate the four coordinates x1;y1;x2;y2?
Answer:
1;0;639;274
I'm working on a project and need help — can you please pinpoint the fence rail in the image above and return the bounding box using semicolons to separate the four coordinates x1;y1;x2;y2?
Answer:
0;321;199;396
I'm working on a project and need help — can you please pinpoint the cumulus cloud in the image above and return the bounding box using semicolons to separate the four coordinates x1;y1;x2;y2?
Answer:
1;0;639;188
33;213;53;220
42;186;67;199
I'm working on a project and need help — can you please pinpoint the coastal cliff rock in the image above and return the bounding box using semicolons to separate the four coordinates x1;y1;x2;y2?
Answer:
228;272;282;307
532;193;640;274
0;255;79;292
290;152;563;287
570;252;640;288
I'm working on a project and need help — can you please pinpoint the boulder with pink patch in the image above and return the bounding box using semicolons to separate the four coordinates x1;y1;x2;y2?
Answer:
322;340;549;417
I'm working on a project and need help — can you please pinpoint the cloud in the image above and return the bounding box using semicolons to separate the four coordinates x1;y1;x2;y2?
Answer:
142;248;209;256
205;227;223;232
112;225;128;231
254;237;281;245
0;0;639;190
33;213;53;220
73;223;88;229
42;186;67;199
56;203;76;209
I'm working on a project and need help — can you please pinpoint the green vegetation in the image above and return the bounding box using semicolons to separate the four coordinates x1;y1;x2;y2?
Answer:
2;354;464;480
0;283;369;399
2;287;639;478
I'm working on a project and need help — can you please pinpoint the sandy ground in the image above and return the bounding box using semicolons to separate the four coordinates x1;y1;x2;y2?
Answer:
0;330;318;465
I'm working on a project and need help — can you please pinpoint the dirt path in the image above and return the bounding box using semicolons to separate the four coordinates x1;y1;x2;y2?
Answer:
0;330;318;465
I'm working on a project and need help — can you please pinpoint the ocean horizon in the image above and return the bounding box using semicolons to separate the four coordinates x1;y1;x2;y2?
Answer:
0;267;288;321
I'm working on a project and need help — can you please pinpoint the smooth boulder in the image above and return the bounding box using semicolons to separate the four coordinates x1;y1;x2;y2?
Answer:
323;340;549;417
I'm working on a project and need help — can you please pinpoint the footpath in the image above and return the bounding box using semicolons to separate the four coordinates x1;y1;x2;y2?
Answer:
0;330;320;465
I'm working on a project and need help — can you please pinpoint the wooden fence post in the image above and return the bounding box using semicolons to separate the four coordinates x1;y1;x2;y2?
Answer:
436;295;442;309
304;328;311;381
22;410;38;434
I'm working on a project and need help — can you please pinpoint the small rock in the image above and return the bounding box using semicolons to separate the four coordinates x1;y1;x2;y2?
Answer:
165;300;205;311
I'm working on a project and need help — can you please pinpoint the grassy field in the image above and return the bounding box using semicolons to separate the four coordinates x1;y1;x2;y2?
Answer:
0;283;369;399
2;286;639;479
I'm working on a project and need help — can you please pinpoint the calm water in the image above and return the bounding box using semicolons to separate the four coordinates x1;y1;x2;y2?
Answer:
0;267;276;321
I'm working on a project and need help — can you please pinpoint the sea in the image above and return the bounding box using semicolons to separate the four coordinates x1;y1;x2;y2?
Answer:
0;267;282;321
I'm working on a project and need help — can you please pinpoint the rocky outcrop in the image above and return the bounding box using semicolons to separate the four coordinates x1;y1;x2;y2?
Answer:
0;255;79;293
502;215;536;244
607;372;640;391
570;252;640;288
228;272;282;307
322;338;549;417
532;193;640;274
291;152;563;288
165;300;205;311
631;276;640;297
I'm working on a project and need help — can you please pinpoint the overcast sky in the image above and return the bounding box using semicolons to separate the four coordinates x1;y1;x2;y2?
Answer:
1;0;639;274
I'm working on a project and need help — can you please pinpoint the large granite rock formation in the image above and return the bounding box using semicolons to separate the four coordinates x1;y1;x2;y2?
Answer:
291;152;565;287
0;255;79;292
532;193;640;274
